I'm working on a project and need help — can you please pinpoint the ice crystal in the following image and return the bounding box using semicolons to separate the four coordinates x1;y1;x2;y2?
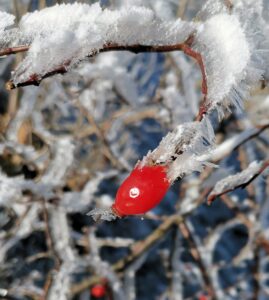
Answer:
88;207;117;222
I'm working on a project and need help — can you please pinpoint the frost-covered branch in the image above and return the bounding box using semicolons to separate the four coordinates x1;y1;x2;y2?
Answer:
0;4;197;89
4;41;208;93
208;160;269;204
46;205;76;300
207;124;269;162
178;221;216;299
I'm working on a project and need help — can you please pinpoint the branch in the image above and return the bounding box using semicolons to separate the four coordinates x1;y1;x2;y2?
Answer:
4;40;208;101
209;124;269;162
208;160;269;204
178;221;216;299
0;45;29;57
3;43;182;89
2;39;210;124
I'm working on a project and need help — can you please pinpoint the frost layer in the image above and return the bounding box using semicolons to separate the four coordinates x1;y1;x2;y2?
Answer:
11;3;195;85
0;11;14;32
195;14;250;107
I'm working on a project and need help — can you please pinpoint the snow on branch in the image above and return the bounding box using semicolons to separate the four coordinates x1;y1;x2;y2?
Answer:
208;160;269;204
2;3;195;88
194;14;250;112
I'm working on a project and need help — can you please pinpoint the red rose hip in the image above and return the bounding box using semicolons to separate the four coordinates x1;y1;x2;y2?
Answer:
91;284;106;298
112;164;170;217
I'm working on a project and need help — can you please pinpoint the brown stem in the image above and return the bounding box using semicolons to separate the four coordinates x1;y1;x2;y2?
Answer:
182;35;209;122
195;102;211;122
0;45;29;57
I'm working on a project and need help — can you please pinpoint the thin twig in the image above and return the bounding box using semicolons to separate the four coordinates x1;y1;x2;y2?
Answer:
75;102;128;171
41;200;62;299
178;221;216;299
209;124;269;162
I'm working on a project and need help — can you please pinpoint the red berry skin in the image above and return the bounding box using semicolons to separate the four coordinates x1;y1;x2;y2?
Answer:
112;165;170;217
91;284;106;298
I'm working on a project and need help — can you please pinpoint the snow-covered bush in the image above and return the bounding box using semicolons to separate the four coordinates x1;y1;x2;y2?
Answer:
0;0;268;299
